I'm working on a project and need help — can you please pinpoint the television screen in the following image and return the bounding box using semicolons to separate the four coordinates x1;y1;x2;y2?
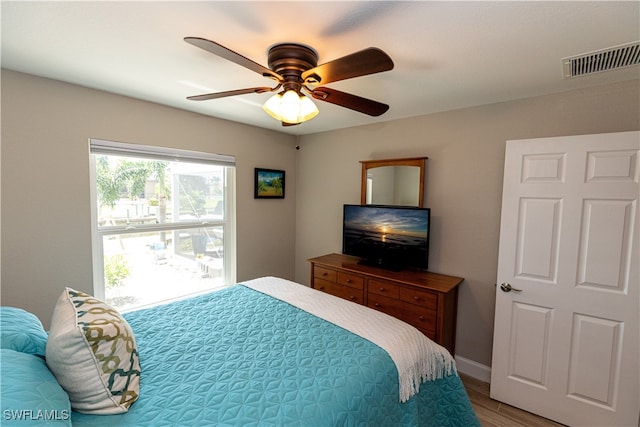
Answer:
342;204;430;271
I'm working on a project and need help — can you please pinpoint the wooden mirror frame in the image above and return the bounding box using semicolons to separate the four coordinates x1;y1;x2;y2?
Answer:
360;157;427;207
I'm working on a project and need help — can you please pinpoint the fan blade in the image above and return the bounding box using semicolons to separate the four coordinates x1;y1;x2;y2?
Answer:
310;87;389;116
185;37;283;82
187;87;275;101
301;48;393;85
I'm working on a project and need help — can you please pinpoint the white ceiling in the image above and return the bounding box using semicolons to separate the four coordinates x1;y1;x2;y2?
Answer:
2;1;639;135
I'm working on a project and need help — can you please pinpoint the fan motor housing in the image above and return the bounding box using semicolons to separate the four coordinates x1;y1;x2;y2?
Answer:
268;43;318;87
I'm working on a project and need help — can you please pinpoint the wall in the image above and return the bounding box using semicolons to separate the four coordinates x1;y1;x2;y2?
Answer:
1;70;297;327
294;79;640;367
2;69;638;369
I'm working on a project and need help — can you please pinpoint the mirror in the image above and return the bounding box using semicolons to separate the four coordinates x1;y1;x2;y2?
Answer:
360;157;427;207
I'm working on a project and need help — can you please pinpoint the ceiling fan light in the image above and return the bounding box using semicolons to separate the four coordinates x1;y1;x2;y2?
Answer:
263;93;284;120
280;90;303;123
262;90;319;124
299;95;319;122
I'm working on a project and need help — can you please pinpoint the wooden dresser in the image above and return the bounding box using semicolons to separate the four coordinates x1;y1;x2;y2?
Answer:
309;253;463;354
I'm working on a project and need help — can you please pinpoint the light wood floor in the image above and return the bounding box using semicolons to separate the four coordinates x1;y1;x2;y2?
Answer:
459;374;566;427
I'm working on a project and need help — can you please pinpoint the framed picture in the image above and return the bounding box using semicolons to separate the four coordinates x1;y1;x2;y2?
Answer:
255;168;285;199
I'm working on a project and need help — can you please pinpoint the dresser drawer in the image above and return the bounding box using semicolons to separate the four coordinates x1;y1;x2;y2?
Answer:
368;293;436;333
315;278;363;304
401;304;437;332
368;279;400;299
309;253;463;355
337;272;364;290
399;287;437;310
314;266;337;282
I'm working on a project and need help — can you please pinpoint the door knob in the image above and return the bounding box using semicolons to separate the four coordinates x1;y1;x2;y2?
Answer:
500;283;522;293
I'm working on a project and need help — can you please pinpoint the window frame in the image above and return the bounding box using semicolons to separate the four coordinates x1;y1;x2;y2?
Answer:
88;138;236;304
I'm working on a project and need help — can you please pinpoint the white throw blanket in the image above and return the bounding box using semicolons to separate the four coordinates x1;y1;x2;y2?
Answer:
242;276;456;402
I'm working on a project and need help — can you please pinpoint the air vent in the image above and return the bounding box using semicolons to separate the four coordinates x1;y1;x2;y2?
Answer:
563;41;640;79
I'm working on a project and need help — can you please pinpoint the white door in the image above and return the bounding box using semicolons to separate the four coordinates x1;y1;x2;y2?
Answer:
491;131;639;426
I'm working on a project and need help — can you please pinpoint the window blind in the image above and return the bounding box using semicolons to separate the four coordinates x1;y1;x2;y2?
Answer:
89;139;235;166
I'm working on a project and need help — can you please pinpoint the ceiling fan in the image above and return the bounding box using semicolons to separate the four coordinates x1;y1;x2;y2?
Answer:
184;37;394;126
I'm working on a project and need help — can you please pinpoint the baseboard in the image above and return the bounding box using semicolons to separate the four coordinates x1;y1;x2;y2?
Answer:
454;355;492;384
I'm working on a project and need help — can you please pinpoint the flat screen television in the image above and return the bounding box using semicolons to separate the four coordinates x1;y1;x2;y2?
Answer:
342;204;430;271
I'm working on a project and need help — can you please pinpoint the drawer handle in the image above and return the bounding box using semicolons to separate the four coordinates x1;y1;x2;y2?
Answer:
379;287;386;292
414;296;420;301
349;296;356;300
346;279;352;283
318;286;325;290
419;316;425;320
374;303;381;307
322;272;328;276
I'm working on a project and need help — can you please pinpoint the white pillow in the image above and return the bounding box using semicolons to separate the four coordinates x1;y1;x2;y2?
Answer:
46;288;140;414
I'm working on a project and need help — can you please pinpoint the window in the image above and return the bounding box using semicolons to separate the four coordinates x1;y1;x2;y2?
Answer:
89;139;236;311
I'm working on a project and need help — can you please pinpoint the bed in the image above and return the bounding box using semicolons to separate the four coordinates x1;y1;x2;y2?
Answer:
1;277;479;426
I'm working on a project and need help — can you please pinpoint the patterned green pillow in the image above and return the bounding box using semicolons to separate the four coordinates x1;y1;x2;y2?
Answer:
46;288;140;414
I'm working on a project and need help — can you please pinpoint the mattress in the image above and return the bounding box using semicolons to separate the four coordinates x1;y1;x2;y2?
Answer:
71;277;479;426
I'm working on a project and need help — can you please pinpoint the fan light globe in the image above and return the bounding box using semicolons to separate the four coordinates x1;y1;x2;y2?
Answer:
280;90;301;123
263;90;319;124
298;95;319;122
263;93;284;120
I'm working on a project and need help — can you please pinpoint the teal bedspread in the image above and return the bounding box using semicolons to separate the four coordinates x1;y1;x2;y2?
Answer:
72;285;479;426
